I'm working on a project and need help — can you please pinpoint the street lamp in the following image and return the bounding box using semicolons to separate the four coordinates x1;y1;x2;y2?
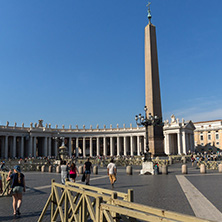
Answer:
135;106;162;161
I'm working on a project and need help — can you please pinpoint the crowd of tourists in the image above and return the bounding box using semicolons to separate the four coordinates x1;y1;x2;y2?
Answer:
191;152;220;164
0;157;118;219
59;157;116;188
2;151;222;219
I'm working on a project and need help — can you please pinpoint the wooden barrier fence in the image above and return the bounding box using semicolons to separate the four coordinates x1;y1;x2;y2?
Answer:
0;171;11;197
65;181;133;202
38;180;210;222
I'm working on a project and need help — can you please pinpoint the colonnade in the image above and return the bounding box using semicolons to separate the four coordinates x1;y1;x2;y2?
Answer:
164;131;195;155
0;134;145;159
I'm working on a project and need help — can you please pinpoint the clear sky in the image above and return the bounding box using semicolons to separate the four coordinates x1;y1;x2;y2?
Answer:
0;0;222;128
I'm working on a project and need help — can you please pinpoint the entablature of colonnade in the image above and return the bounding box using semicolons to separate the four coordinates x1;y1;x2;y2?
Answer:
0;120;145;137
163;114;195;133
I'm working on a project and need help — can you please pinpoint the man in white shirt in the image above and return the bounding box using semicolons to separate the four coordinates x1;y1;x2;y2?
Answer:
107;158;117;188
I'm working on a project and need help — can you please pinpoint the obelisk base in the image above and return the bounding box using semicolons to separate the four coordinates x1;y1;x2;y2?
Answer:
140;161;154;175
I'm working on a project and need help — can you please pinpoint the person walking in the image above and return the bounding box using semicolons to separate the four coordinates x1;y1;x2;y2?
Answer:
69;163;79;183
107;158;117;188
7;165;26;218
84;158;92;185
60;160;69;185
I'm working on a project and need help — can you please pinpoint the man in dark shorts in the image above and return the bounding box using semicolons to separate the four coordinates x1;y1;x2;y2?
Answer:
84;158;92;185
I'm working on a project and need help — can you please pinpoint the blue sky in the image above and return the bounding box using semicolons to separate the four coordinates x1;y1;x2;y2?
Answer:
0;0;222;128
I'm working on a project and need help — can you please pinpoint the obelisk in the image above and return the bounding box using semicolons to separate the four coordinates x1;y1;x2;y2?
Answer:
144;3;164;156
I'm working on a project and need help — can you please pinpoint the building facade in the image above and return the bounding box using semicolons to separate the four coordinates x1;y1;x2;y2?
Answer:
0;117;197;159
194;120;222;153
163;115;195;155
0;120;146;159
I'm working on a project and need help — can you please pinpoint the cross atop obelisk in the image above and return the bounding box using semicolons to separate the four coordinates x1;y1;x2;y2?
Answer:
144;2;164;156
146;2;152;24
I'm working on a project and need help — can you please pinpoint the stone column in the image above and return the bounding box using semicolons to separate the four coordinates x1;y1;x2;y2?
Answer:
185;134;189;154
124;137;127;156
29;136;33;157
5;136;8;159
9;138;13;159
110;137;114;156
48;137;52;157
1;137;4;159
68;137;72;157
189;134;192;152
90;137;93;157
137;136;140;155
76;137;79;151
33;137;37;158
96;137;100;156
164;133;169;155
75;137;79;157
44;137;48;157
13;136;16;158
182;131;186;154
21;136;24;158
191;133;195;152
177;132;182;155
103;137;107;156
83;137;86;157
130;136;133;156
71;139;74;155
54;139;58;157
190;134;193;152
117;136;120;156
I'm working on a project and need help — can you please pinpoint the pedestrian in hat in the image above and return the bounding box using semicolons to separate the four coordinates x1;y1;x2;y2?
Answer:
7;165;25;218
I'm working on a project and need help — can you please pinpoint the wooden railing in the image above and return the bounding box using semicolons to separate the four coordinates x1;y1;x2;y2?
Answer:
38;180;210;222
38;179;133;222
0;171;11;197
65;181;133;202
100;199;211;222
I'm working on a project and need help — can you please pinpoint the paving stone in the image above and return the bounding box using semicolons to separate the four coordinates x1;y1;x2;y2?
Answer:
0;162;221;221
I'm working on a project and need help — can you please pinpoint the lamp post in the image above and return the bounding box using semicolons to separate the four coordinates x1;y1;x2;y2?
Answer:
135;106;162;161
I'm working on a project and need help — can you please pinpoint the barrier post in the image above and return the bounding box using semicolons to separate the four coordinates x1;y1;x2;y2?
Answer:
64;186;68;221
200;164;206;174
63;178;69;221
128;189;134;202
51;179;55;219
182;164;188;174
111;192;117;219
96;197;102;222
218;163;222;173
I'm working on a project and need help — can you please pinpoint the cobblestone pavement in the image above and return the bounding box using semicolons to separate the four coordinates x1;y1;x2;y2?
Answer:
1;162;222;221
